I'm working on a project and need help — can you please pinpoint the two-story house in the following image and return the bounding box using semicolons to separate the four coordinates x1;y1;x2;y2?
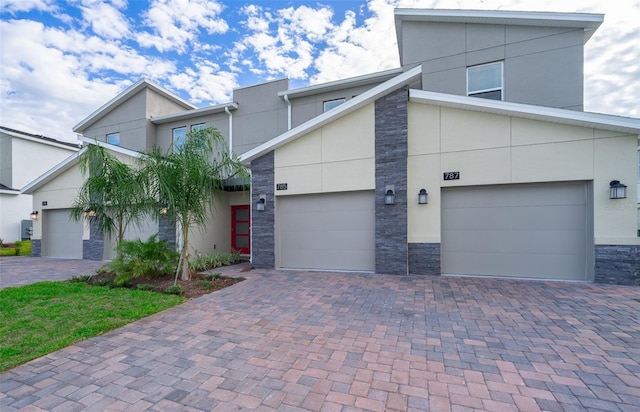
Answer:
25;8;640;285
0;126;80;243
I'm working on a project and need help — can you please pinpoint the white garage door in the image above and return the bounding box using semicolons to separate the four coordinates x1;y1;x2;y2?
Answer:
278;191;375;271
43;209;83;259
441;182;590;280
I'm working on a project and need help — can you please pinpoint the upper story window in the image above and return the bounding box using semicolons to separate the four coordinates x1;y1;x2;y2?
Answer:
106;132;120;146
172;127;187;152
467;61;503;100
191;123;206;132
323;98;346;112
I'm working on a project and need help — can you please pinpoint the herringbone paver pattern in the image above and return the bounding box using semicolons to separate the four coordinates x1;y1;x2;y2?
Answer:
1;265;639;411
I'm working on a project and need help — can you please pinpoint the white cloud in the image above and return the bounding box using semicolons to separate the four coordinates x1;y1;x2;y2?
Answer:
168;63;237;103
0;0;57;14
136;0;228;53
79;0;131;40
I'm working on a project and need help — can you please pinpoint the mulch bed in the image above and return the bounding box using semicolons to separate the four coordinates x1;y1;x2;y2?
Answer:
86;270;246;299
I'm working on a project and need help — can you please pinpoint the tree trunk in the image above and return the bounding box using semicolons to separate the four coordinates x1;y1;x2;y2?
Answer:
180;223;190;280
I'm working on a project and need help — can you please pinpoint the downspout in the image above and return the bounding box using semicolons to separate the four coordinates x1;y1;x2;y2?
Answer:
283;94;291;130
225;106;233;155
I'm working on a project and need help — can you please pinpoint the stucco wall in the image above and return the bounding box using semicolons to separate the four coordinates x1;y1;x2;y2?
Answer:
407;102;639;246
274;103;375;194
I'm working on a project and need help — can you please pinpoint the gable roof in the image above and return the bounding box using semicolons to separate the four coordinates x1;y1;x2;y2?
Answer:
150;102;238;124
0;125;81;150
21;139;144;195
395;9;604;63
409;89;640;135
73;78;197;133
239;65;423;165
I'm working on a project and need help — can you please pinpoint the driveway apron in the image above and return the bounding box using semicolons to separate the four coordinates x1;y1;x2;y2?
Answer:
1;268;639;411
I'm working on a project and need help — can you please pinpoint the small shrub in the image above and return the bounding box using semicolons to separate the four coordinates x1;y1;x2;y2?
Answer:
136;284;155;291
68;275;92;283
197;280;212;290
165;285;184;296
93;278;114;288
108;235;178;286
14;241;31;256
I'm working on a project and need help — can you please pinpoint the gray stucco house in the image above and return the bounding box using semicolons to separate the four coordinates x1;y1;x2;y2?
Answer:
26;8;640;285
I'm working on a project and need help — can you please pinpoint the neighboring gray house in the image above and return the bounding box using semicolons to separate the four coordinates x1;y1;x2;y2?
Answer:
0;126;80;243
26;8;640;285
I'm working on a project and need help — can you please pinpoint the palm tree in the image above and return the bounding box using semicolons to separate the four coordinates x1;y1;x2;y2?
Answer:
71;144;149;246
141;127;248;280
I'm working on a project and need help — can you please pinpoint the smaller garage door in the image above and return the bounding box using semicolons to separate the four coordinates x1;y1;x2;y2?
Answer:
278;191;375;271
441;182;591;280
43;209;83;259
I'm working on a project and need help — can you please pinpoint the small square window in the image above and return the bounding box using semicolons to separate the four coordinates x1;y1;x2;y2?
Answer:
191;123;206;132
106;132;120;146
323;98;345;112
467;62;503;100
172;127;187;152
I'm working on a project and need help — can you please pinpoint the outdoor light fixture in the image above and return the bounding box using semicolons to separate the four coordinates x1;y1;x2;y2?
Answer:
609;180;627;199
159;206;168;215
84;208;97;218
30;211;38;220
384;189;395;205
418;188;428;204
256;195;266;211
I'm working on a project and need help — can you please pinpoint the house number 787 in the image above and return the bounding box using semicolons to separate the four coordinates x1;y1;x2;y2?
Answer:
443;171;460;180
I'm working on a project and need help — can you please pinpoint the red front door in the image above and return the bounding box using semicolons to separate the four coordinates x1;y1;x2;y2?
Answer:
231;205;250;254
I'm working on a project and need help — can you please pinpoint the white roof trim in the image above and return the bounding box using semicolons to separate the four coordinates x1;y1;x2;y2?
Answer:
150;102;238;124
409;89;640;134
395;9;604;61
278;68;404;99
240;65;423;164
22;139;144;194
0;189;20;195
0;127;80;151
73;78;196;133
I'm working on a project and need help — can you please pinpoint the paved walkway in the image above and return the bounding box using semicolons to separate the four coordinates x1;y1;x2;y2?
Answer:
0;257;104;288
1;264;640;411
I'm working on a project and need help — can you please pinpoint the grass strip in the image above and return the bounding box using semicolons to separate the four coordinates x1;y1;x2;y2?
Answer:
0;281;184;372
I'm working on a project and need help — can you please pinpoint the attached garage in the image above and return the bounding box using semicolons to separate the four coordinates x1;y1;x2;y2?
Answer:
43;209;83;259
441;182;592;280
277;191;375;271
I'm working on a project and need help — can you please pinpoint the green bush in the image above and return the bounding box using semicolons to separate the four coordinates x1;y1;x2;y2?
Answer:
188;250;242;273
136;284;155;291
14;241;31;256
108;235;178;286
165;285;184;296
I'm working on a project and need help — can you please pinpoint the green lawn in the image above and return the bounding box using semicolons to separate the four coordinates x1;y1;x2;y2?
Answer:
0;281;184;372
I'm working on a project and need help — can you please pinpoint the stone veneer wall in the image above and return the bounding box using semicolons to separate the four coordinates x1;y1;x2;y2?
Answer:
158;214;176;252
251;151;275;268
83;219;103;260
375;88;408;275
594;245;640;286
31;239;41;257
408;243;441;276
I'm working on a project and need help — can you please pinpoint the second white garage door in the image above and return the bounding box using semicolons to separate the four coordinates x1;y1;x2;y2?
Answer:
441;182;591;280
43;209;83;259
278;191;375;271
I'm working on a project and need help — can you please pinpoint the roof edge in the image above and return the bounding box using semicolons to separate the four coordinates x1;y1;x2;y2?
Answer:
150;102;238;125
0;126;81;150
409;89;640;134
73;78;197;133
240;65;423;164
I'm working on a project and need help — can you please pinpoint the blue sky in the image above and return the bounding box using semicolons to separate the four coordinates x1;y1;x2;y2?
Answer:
1;0;638;142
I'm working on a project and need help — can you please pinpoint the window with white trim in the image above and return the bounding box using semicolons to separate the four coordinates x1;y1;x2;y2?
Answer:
172;127;187;152
467;61;503;100
106;132;120;146
191;123;206;131
323;98;345;112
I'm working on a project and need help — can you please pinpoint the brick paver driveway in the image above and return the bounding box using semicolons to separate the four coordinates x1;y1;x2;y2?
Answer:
1;269;639;411
0;257;104;288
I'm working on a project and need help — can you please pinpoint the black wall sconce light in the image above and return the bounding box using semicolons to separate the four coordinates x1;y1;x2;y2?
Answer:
384;189;395;205
609;180;627;199
418;188;428;204
30;211;39;220
256;194;266;211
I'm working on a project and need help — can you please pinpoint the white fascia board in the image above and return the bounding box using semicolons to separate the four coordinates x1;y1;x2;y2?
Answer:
1;128;81;151
73;78;197;133
240;65;423;165
150;102;238;124
409;89;640;135
78;137;146;158
278;68;405;99
21;148;85;194
0;189;20;195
